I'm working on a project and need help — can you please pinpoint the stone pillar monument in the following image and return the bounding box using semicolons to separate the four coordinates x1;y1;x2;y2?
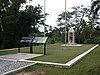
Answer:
68;27;75;45
62;26;82;46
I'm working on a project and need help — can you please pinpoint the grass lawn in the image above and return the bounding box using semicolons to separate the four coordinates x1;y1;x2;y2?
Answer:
30;44;94;63
0;44;95;63
0;49;18;55
16;45;100;75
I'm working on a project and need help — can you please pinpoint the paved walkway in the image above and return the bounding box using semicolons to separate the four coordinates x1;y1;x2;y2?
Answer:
0;53;43;75
0;53;43;61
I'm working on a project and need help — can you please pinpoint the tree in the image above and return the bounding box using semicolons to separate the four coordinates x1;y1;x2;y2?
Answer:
0;0;44;49
56;5;92;43
46;27;62;44
71;5;91;43
0;0;26;49
91;0;100;18
0;0;11;32
57;11;72;27
19;5;44;36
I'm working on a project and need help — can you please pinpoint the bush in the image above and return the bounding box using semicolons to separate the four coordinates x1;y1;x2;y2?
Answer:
93;37;100;44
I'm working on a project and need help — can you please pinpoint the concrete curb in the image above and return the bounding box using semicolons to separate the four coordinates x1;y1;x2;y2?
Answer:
20;60;66;67
65;44;99;67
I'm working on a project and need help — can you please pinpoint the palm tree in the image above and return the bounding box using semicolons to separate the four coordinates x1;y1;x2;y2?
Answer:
91;0;100;18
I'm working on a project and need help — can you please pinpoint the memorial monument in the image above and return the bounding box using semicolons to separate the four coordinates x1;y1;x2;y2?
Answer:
68;27;75;45
62;26;82;46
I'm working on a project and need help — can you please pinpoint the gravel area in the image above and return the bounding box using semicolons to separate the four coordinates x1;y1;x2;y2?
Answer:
0;60;34;75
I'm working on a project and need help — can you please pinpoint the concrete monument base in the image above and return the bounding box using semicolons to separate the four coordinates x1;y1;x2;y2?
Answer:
61;44;82;46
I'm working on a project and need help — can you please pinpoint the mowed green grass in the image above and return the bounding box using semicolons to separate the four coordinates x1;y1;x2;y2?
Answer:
29;44;94;63
17;45;100;75
0;49;18;55
0;44;94;63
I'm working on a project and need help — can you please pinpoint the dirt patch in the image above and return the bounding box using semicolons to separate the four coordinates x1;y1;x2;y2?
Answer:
15;71;46;75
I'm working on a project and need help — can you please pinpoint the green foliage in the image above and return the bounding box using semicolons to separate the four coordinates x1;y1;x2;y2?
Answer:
0;0;25;49
24;5;44;35
91;0;100;18
92;37;100;44
0;0;44;49
46;27;63;44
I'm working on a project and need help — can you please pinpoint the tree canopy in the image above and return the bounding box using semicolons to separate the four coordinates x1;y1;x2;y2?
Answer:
91;0;100;18
0;0;44;49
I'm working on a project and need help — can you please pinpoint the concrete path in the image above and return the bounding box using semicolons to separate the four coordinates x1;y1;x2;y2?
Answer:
0;53;43;61
0;53;43;75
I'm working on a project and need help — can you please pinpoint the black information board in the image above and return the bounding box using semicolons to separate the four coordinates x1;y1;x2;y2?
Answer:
32;37;48;44
18;37;34;53
20;37;34;43
18;37;48;54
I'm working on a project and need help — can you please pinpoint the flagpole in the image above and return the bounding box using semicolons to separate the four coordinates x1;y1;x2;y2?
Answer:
44;0;46;37
65;0;67;45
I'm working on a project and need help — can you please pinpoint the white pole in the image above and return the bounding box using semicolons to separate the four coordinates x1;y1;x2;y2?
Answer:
65;0;67;45
44;0;46;37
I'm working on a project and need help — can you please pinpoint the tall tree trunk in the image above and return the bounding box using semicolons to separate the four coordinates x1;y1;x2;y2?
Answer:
0;24;3;31
0;18;4;32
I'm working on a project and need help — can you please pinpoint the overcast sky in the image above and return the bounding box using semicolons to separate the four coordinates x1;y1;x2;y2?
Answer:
27;0;91;31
